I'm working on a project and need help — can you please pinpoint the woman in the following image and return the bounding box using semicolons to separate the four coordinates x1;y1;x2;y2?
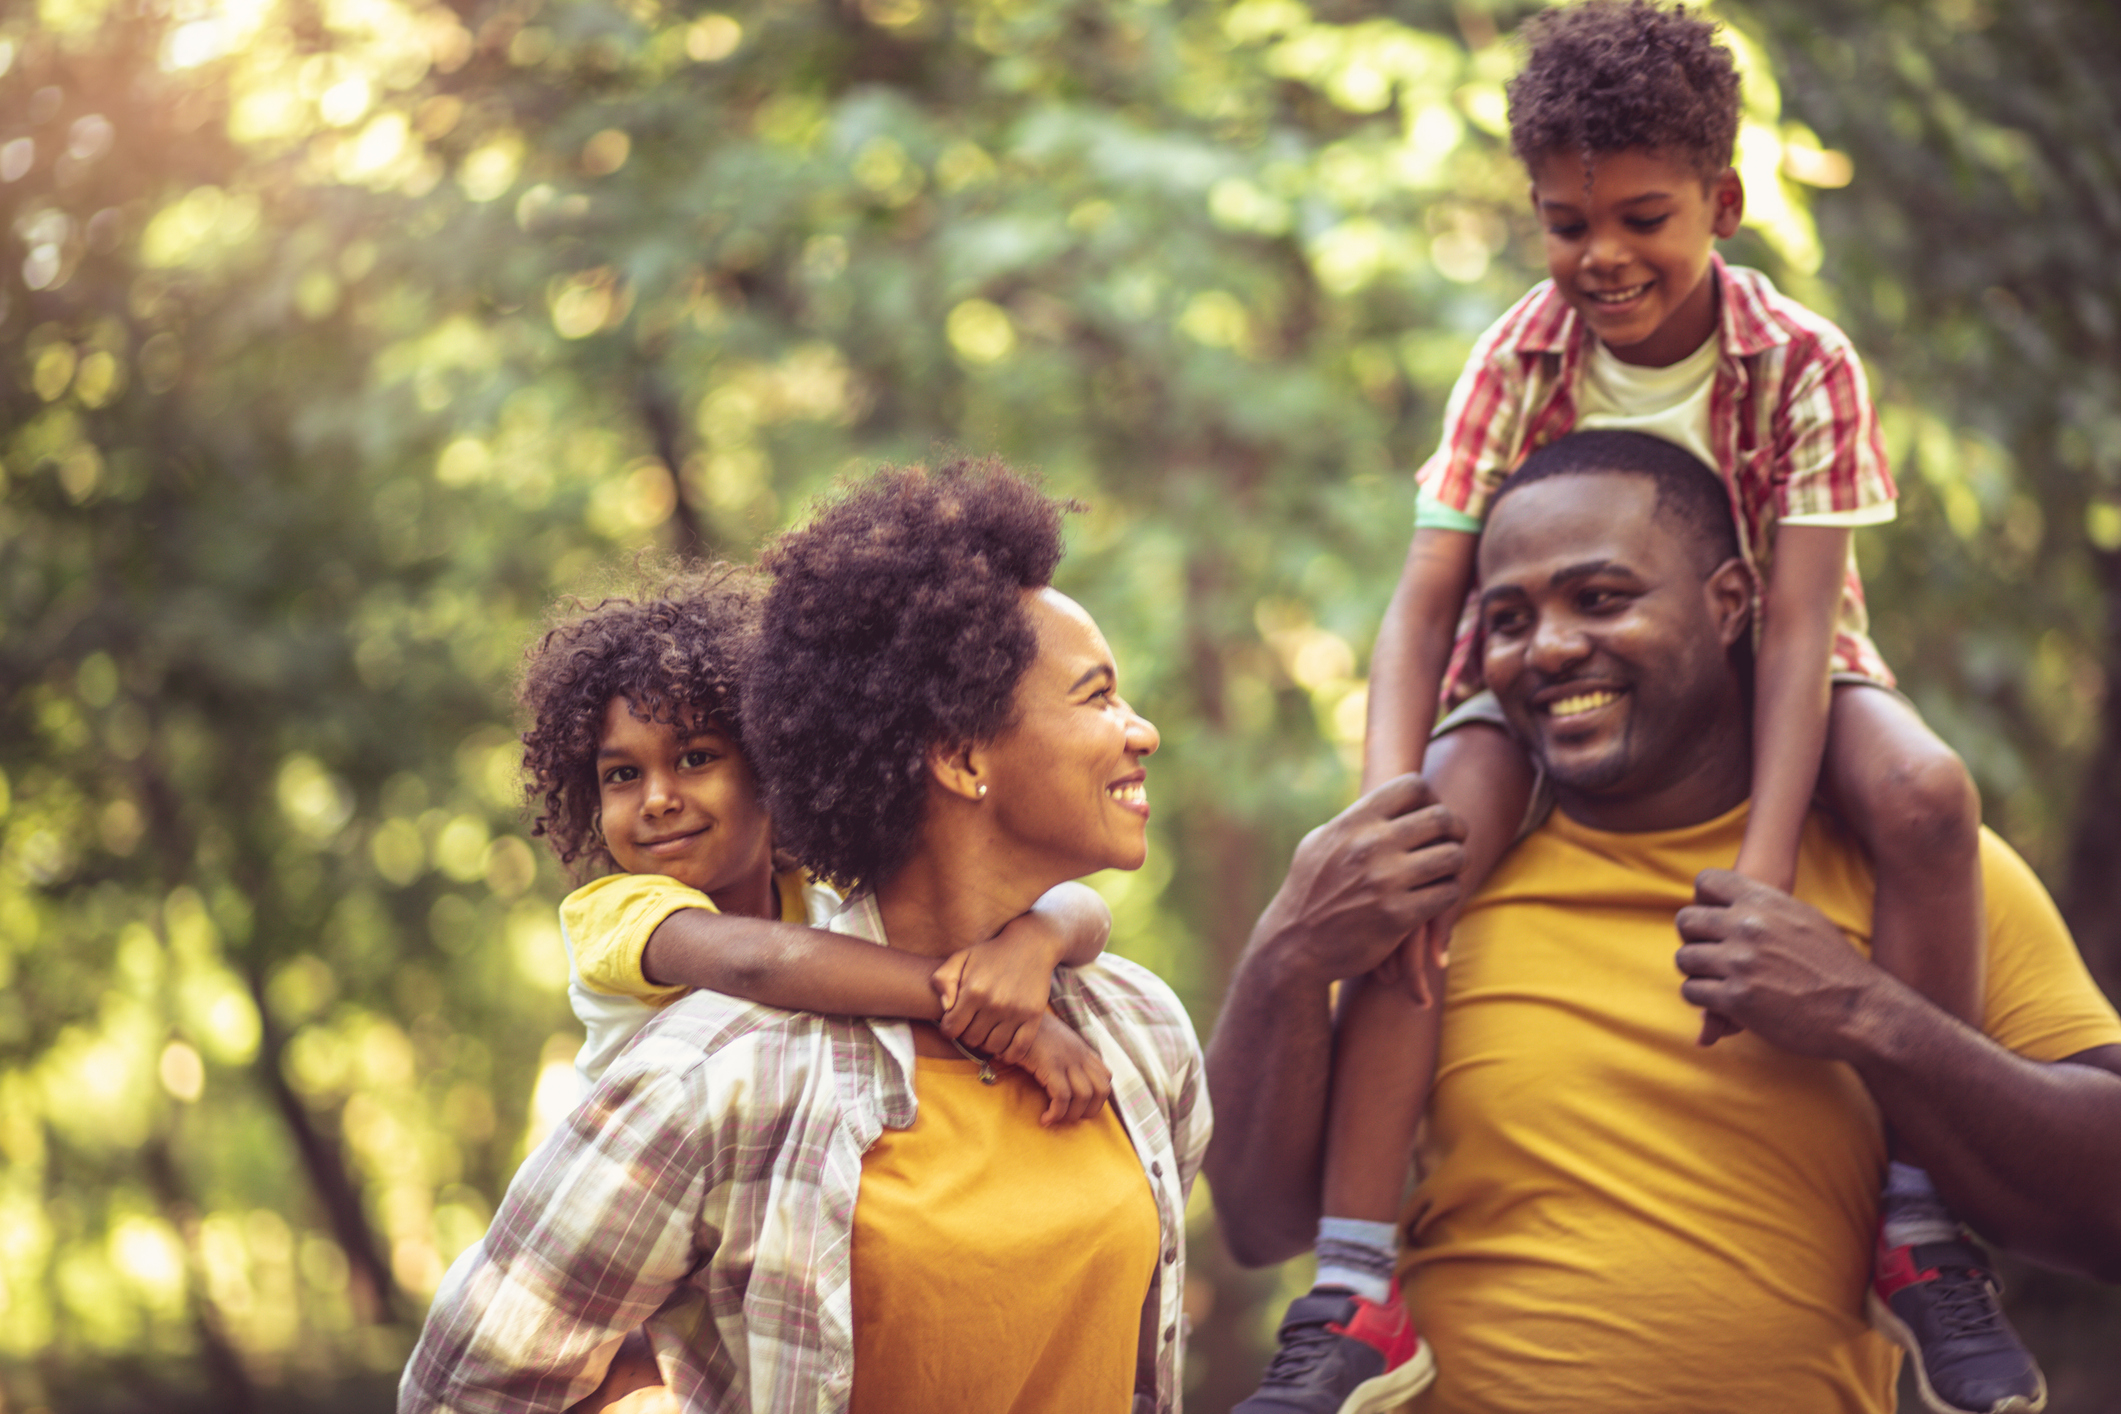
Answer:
401;460;1206;1414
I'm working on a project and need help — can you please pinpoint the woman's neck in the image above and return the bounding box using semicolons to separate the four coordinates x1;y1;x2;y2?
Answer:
872;794;1066;957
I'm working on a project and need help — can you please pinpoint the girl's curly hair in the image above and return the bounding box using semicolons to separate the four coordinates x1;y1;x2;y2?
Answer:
517;561;760;879
1507;0;1741;179
745;459;1075;892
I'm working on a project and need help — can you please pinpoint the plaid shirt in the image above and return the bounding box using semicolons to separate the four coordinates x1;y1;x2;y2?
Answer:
1417;257;1897;700
398;891;1210;1414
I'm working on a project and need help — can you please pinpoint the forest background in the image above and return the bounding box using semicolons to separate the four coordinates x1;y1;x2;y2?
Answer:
3;0;2119;1410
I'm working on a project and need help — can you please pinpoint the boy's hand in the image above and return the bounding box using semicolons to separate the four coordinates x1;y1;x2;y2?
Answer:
934;915;1068;1065
1017;1016;1112;1125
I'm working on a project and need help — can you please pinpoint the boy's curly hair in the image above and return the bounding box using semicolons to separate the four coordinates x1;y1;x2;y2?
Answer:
745;458;1075;892
517;561;760;879
1508;0;1741;179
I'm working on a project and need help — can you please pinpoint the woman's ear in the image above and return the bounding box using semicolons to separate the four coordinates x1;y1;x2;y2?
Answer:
925;739;987;803
1707;556;1756;647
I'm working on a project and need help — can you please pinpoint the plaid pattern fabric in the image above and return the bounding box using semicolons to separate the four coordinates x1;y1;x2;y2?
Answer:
399;891;1210;1414
1417;257;1897;702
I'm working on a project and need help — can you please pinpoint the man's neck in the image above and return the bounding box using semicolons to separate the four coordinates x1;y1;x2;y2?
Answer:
1551;712;1754;834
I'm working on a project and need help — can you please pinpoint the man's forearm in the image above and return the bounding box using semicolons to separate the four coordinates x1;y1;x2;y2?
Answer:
1203;936;1335;1267
1851;989;2121;1278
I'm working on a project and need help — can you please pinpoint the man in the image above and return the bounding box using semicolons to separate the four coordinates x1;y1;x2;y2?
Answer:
1206;431;2121;1413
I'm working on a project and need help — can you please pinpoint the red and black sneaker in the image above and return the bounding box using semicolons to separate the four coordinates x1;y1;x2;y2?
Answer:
1868;1235;2047;1414
1234;1283;1435;1414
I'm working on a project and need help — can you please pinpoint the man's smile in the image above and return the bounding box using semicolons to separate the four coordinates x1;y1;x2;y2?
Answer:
1543;687;1624;718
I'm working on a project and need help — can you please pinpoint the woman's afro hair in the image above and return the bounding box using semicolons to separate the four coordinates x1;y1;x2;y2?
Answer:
516;560;760;879
745;458;1074;892
1507;0;1741;179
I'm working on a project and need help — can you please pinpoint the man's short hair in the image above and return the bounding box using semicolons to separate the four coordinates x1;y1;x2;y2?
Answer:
1507;0;1741;180
1492;430;1742;574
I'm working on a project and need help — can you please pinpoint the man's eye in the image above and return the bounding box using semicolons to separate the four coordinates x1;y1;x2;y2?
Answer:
1485;611;1529;637
1581;588;1627;612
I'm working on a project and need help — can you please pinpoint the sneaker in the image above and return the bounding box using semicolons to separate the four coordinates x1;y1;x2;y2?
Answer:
1867;1236;2047;1414
1234;1284;1435;1414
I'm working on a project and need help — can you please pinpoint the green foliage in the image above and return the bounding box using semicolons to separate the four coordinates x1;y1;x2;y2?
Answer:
2;0;2116;1408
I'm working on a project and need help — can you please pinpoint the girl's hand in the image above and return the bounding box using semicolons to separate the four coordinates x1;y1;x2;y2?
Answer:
1018;1017;1112;1125
934;916;1067;1065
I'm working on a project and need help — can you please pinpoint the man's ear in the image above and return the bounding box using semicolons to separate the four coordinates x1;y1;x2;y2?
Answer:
1710;166;1744;239
925;738;986;803
1706;556;1755;647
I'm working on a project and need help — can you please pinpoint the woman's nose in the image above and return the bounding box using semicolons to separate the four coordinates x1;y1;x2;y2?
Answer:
1126;705;1160;758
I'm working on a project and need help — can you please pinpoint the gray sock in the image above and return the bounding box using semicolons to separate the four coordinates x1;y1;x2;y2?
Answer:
1880;1162;1959;1248
1315;1216;1397;1305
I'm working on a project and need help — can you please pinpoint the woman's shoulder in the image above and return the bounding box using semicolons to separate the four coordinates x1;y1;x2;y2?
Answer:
1058;955;1201;1062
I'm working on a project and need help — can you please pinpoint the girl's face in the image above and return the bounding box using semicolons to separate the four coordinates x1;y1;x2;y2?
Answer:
595;698;777;916
971;589;1160;880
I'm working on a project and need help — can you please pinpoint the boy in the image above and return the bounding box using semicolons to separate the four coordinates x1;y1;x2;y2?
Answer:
516;563;1117;1123
1237;6;2043;1414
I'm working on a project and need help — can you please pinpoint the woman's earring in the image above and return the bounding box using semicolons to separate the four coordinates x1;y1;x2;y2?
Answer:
975;783;988;799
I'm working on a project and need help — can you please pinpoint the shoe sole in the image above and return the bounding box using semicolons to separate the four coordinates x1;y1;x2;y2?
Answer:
1337;1342;1438;1414
1864;1290;2048;1414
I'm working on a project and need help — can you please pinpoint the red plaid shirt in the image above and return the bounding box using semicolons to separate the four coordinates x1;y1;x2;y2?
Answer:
1417;257;1896;700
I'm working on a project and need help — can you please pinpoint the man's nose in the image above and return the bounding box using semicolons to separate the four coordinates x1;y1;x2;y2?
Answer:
1527;613;1591;671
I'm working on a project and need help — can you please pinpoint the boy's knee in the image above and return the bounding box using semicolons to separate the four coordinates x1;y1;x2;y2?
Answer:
1871;745;1980;862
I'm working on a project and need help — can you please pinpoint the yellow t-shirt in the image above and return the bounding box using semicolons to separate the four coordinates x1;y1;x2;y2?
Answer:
1400;803;2121;1414
849;1056;1161;1414
560;869;831;1088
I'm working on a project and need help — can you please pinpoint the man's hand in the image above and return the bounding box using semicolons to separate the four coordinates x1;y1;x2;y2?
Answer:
933;917;1066;1065
1016;1016;1112;1126
1249;772;1468;986
1674;868;1890;1061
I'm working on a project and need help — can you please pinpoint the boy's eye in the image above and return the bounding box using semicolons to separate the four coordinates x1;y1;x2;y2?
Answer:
1546;221;1585;239
1626;214;1670;232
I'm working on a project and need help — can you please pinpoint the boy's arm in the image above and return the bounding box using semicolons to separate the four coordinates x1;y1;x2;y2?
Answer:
641;911;946;1020
935;881;1111;1061
1364;528;1480;789
1736;524;1848;893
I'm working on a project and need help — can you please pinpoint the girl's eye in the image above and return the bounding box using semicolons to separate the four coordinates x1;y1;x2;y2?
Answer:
603;765;638;786
680;750;715;768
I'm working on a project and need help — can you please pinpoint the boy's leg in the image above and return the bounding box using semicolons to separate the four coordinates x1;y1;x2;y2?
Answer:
1822;683;1983;1027
1239;721;1531;1414
1824;685;2045;1414
1319;722;1536;1227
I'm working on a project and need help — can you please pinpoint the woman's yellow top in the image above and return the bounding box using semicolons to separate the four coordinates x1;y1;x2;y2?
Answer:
849;1055;1160;1413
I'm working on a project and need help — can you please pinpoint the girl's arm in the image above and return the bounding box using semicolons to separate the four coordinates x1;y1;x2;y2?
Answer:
1365;529;1480;789
642;911;949;1018
1738;525;1849;892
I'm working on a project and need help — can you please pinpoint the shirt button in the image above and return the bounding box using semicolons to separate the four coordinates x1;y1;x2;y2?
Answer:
1164;1324;1176;1342
1163;1248;1176;1265
1151;1161;1163;1178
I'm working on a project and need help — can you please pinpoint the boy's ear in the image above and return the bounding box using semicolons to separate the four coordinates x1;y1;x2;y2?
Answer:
1710;166;1744;239
1707;555;1756;647
925;738;986;803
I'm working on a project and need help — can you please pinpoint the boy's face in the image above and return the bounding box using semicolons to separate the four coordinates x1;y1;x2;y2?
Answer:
1529;147;1744;368
595;697;777;916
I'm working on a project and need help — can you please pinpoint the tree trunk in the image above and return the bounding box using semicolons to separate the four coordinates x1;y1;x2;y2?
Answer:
2063;545;2121;1002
